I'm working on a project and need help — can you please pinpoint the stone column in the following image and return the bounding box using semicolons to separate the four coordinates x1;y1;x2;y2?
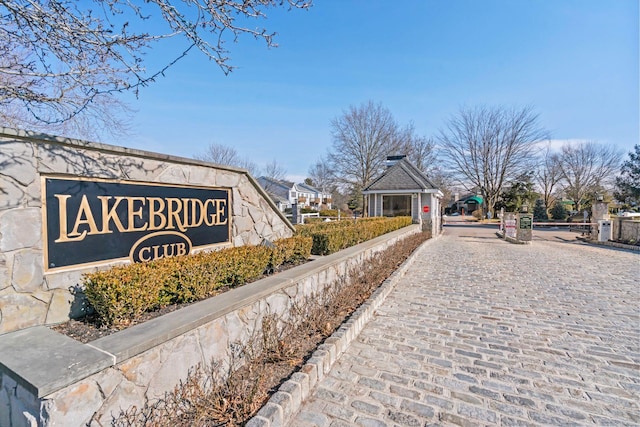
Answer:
516;213;533;242
591;202;610;238
503;212;517;239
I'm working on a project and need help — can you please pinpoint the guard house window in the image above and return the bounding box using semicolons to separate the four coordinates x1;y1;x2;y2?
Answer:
383;195;411;217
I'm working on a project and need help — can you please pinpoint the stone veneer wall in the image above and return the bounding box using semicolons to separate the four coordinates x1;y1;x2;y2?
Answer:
612;218;640;243
0;225;421;426
0;127;294;335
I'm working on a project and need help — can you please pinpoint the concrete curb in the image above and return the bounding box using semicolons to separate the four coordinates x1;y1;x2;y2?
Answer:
576;237;640;252
245;233;442;427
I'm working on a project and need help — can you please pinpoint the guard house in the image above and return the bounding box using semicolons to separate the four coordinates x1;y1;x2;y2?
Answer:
363;155;443;235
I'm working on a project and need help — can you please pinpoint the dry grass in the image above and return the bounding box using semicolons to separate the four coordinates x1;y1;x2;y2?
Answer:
110;231;429;426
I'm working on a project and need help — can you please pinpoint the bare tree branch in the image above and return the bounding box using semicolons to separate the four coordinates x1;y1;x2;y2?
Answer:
329;101;403;189
194;142;259;176
263;159;287;182
555;141;622;211
0;0;312;129
534;142;563;213
307;158;335;193
437;105;548;215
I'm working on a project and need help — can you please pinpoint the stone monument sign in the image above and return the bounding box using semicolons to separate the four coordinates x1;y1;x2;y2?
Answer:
0;128;294;334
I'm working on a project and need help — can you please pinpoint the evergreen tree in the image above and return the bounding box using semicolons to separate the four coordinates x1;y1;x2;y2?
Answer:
497;174;538;212
533;199;548;221
550;201;568;220
614;145;640;207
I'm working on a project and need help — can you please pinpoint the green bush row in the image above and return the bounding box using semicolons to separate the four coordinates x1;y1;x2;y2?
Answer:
296;216;413;255
319;209;339;217
83;236;312;328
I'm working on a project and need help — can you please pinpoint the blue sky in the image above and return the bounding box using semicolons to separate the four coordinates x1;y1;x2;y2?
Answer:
121;0;639;181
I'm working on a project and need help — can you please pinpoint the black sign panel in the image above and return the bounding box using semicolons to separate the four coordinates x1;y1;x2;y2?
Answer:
519;215;533;230
43;177;231;270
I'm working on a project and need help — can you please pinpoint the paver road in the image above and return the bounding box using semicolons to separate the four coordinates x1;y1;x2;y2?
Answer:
290;225;640;426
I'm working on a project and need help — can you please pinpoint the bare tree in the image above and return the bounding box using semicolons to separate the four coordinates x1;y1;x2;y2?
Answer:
534;143;563;213
0;0;311;129
257;159;288;194
194;143;259;176
397;123;438;174
437;105;548;216
428;167;455;210
263;159;287;182
0;90;133;141
307;158;335;192
555;141;622;211
328;101;406;213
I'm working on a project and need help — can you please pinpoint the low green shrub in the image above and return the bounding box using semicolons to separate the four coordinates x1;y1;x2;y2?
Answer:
297;216;412;255
273;235;313;266
319;209;338;217
83;261;172;328
83;235;312;328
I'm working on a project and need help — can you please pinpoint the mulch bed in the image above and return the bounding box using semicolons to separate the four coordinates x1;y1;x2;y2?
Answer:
51;301;195;343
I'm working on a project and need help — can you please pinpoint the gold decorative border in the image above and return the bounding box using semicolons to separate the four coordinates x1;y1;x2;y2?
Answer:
41;174;232;273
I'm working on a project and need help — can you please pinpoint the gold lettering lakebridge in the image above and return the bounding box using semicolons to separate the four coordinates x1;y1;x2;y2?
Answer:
43;176;231;271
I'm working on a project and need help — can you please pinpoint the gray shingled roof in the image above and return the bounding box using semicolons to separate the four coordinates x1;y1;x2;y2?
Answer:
363;158;438;192
297;182;321;193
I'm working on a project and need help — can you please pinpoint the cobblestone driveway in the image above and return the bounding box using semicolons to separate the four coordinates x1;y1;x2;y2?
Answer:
290;225;640;426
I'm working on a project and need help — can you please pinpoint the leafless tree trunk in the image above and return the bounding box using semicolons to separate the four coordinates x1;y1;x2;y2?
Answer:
534;143;563;214
307;158;335;193
555;141;622;211
328;101;406;215
437;105;548;216
397;123;438;174
0;0;311;131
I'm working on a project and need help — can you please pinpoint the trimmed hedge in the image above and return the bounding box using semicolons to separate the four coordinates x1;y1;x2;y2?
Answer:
319;209;339;217
296;216;413;255
83;218;410;328
84;236;312;328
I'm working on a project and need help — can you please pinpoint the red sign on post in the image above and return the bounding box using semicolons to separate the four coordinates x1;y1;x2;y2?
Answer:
423;206;430;213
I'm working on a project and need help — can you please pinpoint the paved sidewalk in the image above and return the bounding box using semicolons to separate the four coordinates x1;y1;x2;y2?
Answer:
289;225;640;426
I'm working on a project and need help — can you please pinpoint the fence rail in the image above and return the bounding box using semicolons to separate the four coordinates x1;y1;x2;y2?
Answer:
532;222;597;227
